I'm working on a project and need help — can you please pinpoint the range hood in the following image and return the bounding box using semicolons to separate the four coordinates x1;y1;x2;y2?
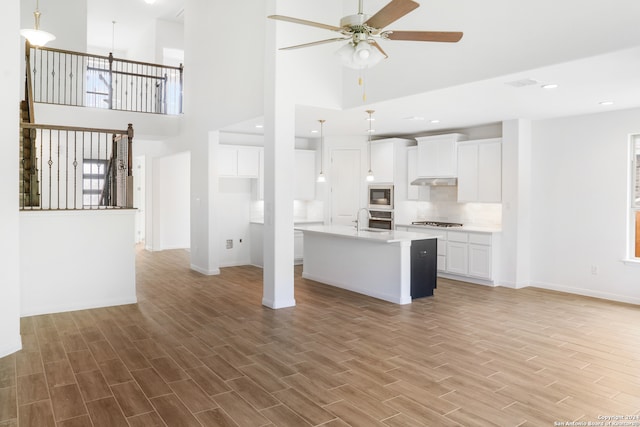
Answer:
411;177;458;186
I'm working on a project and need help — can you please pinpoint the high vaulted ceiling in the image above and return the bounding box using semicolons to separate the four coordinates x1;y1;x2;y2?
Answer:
87;0;640;139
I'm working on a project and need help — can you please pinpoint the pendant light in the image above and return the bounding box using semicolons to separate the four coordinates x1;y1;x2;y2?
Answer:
366;110;375;182
317;119;326;183
20;0;56;47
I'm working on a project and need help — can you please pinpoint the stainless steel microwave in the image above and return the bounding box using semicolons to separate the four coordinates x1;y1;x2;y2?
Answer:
368;185;394;209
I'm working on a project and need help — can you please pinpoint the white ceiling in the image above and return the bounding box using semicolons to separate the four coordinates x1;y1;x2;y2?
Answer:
87;0;640;139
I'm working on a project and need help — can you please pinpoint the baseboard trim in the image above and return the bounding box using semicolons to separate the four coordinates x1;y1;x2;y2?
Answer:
529;280;640;306
261;298;296;309
190;264;220;276
21;296;138;318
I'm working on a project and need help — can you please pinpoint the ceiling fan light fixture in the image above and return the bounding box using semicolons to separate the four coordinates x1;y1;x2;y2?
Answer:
335;39;385;70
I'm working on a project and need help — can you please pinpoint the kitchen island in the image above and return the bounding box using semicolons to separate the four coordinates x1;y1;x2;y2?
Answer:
295;225;440;304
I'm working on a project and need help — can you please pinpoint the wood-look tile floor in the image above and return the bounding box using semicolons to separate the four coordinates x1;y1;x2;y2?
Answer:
2;247;640;426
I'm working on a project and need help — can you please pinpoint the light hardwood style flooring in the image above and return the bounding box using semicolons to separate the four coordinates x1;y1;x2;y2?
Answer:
1;247;640;426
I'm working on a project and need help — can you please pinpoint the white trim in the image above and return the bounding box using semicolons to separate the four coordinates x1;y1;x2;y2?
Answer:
0;341;22;359
21;297;138;318
530;280;640;306
621;258;640;266
261;297;296;309
190;264;220;276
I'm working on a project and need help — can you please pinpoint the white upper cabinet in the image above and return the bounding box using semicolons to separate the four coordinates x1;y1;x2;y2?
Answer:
294;150;316;200
416;133;467;178
406;146;429;201
369;140;395;183
457;138;502;203
218;145;260;178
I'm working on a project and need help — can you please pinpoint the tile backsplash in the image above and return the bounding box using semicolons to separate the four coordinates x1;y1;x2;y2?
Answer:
396;187;502;227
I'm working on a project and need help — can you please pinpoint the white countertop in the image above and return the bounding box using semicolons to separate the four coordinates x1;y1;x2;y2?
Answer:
295;224;441;243
250;219;324;225
396;223;502;233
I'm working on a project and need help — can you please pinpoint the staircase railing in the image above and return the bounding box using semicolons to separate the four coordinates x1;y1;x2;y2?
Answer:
19;122;134;210
26;41;183;115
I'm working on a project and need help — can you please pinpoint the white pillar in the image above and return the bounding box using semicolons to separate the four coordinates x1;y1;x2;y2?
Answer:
500;119;532;288
0;0;22;357
262;0;295;309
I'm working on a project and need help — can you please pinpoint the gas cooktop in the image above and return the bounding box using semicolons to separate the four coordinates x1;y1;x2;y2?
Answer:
411;221;464;228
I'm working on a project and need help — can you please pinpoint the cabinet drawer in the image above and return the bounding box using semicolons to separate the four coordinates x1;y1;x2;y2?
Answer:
469;233;491;245
447;231;468;243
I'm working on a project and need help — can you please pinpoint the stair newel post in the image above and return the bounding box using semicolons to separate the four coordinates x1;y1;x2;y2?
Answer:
178;63;183;114
108;52;114;110
111;134;118;207
163;73;168;114
126;123;134;208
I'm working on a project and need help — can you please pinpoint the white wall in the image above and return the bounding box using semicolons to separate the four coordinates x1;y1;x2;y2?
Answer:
20;210;137;316
152;151;190;250
218;178;253;267
21;0;87;52
155;19;184;65
0;0;22;358
530;108;640;304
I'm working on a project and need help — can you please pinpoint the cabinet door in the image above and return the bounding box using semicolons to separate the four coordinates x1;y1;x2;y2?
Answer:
407;147;419;200
446;241;468;275
237;148;260;177
294;230;304;264
478;141;502;202
418;136;458;177
218;146;238;176
468;243;492;279
294;150;316;200
457;143;479;202
370;141;394;183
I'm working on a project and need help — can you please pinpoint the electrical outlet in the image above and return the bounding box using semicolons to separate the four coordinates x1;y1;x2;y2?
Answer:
590;265;598;275
226;239;233;249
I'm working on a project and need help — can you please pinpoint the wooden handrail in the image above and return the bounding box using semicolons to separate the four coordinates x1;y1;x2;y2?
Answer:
25;41;35;124
30;45;183;71
22;122;130;136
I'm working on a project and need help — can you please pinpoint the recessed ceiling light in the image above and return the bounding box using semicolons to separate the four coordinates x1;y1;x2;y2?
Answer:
255;124;263;129
311;130;318;134
144;0;156;4
403;116;425;121
541;84;558;89
430;119;441;124
367;129;376;133
599;101;614;106
366;117;376;121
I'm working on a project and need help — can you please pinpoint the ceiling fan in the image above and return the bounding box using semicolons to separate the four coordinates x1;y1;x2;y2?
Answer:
268;0;463;69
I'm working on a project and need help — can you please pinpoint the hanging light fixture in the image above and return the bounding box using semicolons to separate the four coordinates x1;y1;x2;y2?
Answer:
20;0;56;47
366;110;375;182
317;119;326;183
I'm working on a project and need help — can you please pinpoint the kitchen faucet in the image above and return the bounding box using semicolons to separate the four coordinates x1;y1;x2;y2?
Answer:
355;208;370;232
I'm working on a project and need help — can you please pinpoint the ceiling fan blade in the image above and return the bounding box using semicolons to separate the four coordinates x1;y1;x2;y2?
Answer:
365;0;420;30
279;38;349;51
386;30;463;42
370;40;389;58
268;15;343;32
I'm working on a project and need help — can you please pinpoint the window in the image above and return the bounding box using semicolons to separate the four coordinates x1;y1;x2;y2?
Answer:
83;159;107;207
632;136;640;258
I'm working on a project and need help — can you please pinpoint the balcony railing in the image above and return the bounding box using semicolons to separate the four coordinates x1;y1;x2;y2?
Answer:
26;42;183;115
20;122;134;211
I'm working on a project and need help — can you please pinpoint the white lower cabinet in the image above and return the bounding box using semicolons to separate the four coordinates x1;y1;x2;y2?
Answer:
396;225;498;284
446;231;468;275
294;230;304;265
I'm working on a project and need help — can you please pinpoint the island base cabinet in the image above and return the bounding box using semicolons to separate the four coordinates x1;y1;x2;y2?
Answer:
411;239;437;298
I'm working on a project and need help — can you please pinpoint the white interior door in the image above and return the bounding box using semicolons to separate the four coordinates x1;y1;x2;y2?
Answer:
331;149;361;226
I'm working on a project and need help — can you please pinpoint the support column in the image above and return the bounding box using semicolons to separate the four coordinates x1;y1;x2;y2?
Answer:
500;119;532;288
262;0;295;309
0;0;22;357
